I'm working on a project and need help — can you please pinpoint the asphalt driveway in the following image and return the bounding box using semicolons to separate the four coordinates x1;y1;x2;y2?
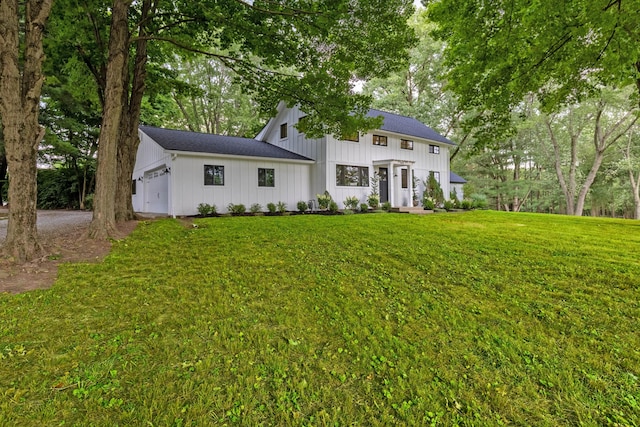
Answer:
0;210;93;241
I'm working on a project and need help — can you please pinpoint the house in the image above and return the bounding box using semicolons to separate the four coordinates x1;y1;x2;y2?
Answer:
132;103;463;215
450;171;467;201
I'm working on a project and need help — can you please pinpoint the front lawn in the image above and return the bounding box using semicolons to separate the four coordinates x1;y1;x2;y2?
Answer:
1;211;639;425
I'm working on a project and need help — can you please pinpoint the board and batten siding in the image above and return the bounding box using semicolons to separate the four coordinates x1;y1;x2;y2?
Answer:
132;131;172;213
170;154;311;215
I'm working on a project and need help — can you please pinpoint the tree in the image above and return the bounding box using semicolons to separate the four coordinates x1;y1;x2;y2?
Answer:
0;0;54;261
622;130;640;219
426;0;640;125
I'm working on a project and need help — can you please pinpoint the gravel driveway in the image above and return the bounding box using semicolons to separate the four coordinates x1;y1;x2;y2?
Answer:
0;210;93;241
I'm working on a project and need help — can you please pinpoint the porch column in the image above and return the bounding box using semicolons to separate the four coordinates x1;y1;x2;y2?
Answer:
388;162;395;207
406;163;413;207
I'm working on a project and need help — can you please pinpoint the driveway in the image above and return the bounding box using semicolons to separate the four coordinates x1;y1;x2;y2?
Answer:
0;210;93;241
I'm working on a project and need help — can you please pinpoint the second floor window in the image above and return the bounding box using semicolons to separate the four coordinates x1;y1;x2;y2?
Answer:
401;139;413;150
280;123;287;139
373;135;388;146
429;144;440;154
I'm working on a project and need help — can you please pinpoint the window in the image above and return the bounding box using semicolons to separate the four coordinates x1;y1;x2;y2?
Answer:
430;171;441;183
341;132;359;142
336;165;369;187
401;169;408;188
258;168;275;187
401;139;414;150
373;135;388;146
131;180;137;195
204;165;225;185
429;144;440;154
280;123;287;139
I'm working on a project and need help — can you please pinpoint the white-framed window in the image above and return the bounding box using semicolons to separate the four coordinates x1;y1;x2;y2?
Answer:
258;168;275;187
204;165;224;185
336;165;369;186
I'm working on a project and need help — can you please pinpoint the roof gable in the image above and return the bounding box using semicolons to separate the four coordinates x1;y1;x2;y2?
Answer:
450;171;467;184
367;109;454;145
140;126;312;161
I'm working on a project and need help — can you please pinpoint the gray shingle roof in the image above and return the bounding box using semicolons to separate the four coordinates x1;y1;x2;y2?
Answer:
367;109;455;145
450;171;467;184
140;126;312;161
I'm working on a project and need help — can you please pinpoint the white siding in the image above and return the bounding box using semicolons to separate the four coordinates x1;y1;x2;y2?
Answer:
132;131;171;213
170;154;312;215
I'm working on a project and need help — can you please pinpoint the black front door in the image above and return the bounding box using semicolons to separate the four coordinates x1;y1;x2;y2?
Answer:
379;167;389;203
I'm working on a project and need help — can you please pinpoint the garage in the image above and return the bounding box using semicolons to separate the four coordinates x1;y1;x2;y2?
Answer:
144;167;169;213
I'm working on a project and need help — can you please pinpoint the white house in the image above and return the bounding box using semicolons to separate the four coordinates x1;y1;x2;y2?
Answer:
132;103;464;216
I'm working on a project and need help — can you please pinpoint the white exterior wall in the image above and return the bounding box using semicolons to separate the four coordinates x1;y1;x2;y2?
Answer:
132;131;172;213
451;183;464;201
170;154;312;215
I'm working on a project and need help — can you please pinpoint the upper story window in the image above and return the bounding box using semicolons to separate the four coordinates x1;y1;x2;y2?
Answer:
258;168;275;187
373;135;388;146
341;132;359;142
204;165;225;185
429;144;440;154
336;165;369;187
280;123;287;139
401;139;414;150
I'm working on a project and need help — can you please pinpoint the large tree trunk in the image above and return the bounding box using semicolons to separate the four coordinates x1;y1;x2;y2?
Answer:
88;0;130;239
0;0;52;262
115;0;151;223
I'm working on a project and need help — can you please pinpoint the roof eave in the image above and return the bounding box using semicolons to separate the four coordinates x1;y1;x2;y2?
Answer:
163;149;314;164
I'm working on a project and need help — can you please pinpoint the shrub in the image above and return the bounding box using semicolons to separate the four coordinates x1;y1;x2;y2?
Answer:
381;201;391;211
423;198;435;210
328;200;339;213
343;209;354;215
84;194;94;211
461;200;473;210
297;200;308;213
471;193;488;209
197;203;212;216
228;203;246;215
367;194;380;209
344;196;359;210
250;203;262;213
444;200;455;211
277;201;287;213
317;192;332;210
360;203;369;212
210;204;218;215
450;190;460;208
267;202;277;214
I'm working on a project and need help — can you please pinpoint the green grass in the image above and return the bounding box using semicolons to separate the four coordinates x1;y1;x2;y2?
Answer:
1;211;639;426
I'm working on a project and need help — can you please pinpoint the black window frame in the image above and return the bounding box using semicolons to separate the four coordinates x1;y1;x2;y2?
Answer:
280;123;287;139
336;164;369;187
430;170;441;183
372;135;388;146
401;169;408;188
258;168;275;187
401;139;414;150
429;144;440;154
131;179;137;195
204;165;225;186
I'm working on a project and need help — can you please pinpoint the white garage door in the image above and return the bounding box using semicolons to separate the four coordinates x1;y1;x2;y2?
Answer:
145;168;169;213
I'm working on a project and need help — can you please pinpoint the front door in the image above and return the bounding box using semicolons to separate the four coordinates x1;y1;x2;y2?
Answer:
379;167;389;203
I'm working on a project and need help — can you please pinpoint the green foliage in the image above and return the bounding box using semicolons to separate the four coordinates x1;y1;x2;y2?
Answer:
228;203;246;215
296;201;308;213
83;194;94;211
197;203;212;216
443;200;454;211
423;198;435;210
1;212;639;425
343;196;359;210
37;168;94;210
266;202;277;214
423;174;444;208
276;201;287;213
381;201;392;211
328;200;339;213
367;194;380;209
461;200;473;210
360;203;369;212
317;192;332;210
470;193;488;209
250;203;263;214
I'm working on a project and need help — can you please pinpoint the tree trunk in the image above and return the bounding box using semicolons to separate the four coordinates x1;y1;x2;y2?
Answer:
0;0;52;262
0;151;7;206
89;0;130;239
114;0;151;223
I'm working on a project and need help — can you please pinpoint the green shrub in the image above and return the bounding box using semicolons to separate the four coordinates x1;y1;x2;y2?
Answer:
461;200;473;210
328;200;339;213
343;196;359;210
84;194;94;211
367;194;380;209
267;202;277;214
423;198;435;210
444;200;455;211
228;203;246;215
277;201;287;213
343;209;354;215
317;192;332;210
197;203;212;216
471;193;488;209
297;200;308;213
360;203;369;212
381;201;391;211
250;203;262;213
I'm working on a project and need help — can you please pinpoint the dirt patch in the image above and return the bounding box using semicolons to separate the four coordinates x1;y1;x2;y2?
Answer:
0;220;138;294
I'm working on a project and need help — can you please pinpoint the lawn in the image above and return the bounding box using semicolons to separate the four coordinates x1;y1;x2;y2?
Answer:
1;211;639;426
